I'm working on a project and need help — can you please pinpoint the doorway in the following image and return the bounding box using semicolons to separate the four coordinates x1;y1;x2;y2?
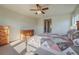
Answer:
44;19;52;33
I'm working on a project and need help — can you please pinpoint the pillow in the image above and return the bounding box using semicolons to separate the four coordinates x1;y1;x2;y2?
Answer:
73;38;79;46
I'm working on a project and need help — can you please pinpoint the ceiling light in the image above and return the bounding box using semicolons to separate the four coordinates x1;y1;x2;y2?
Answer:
37;11;41;14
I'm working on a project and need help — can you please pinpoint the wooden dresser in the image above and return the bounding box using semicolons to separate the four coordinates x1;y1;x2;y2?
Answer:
0;26;9;46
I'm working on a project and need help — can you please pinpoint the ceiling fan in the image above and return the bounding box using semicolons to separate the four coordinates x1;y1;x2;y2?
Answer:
30;4;48;14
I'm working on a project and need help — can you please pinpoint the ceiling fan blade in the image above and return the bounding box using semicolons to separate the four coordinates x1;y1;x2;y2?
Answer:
41;11;45;14
30;9;38;11
36;4;39;7
42;7;48;10
36;4;41;8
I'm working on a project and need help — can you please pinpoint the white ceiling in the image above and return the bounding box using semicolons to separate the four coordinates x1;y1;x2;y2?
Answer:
0;4;77;19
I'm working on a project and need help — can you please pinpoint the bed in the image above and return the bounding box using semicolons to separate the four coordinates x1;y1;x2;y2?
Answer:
27;34;79;55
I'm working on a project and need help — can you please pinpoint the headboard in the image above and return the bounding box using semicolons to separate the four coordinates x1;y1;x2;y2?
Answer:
20;30;34;40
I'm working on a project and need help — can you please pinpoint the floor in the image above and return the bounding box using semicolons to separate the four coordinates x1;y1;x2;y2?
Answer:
0;45;19;55
0;35;42;55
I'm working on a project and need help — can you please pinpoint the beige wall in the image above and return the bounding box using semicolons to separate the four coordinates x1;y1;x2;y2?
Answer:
0;6;38;41
37;14;71;35
0;5;72;41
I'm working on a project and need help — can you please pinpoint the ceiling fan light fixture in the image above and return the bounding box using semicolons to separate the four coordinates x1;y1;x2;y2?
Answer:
37;11;41;14
30;4;48;15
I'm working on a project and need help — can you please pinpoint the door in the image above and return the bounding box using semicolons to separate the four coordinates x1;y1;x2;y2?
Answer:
44;19;52;33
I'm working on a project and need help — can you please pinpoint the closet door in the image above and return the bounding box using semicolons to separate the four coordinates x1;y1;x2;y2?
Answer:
0;26;9;46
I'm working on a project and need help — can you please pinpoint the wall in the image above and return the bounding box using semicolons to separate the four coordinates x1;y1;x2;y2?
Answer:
51;15;71;34
0;6;38;41
0;5;72;41
37;14;71;35
71;5;79;26
72;6;79;16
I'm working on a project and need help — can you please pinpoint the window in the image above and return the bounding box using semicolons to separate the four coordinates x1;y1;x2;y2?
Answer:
71;14;79;29
72;15;79;25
